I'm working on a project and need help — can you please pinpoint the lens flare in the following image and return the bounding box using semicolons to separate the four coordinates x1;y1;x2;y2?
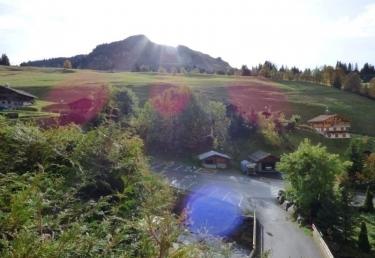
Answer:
185;184;243;236
149;84;191;118
42;72;109;126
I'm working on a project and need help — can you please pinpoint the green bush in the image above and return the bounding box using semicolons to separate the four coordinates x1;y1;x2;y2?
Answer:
0;119;183;257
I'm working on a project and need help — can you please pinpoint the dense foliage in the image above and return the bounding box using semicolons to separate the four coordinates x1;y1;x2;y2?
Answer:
277;139;348;219
346;137;375;186
136;86;229;154
0;117;191;257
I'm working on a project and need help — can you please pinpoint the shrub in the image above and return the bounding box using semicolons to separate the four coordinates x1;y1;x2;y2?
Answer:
0;120;185;257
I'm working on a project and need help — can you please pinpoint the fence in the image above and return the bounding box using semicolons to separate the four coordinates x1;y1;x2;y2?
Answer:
312;224;334;258
249;211;257;258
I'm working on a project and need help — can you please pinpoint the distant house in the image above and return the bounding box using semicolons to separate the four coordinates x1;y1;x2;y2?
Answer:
0;84;37;110
198;150;231;169
308;114;351;139
248;150;279;172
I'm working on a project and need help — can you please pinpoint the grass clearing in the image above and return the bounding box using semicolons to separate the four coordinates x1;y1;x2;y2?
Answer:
1;66;374;148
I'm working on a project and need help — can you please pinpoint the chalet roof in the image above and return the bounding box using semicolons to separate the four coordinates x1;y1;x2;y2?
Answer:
0;85;37;99
248;150;277;162
198;150;231;160
307;114;350;123
307;114;337;123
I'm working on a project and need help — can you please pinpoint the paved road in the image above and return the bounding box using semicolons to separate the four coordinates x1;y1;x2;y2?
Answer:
150;160;323;258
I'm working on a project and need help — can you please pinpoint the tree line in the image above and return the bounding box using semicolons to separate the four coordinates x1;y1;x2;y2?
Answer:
242;61;375;99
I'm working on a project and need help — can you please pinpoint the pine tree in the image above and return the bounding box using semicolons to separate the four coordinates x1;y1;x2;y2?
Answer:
358;222;371;253
363;186;374;212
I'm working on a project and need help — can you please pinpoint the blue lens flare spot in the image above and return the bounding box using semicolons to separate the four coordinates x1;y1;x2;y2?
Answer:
185;184;243;236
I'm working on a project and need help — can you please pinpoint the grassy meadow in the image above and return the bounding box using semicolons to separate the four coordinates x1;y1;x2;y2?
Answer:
1;65;374;156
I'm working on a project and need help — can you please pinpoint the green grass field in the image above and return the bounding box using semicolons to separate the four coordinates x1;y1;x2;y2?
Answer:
1;65;374;155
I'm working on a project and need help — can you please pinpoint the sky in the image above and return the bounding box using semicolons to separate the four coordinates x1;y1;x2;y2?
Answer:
0;0;374;69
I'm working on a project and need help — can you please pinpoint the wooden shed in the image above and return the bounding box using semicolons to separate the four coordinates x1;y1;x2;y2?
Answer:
198;150;231;169
0;84;37;110
248;150;279;172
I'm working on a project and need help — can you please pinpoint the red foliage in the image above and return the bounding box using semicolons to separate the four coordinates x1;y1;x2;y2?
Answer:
149;85;191;118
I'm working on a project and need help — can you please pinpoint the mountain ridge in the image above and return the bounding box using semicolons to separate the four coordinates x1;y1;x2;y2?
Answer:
21;35;233;73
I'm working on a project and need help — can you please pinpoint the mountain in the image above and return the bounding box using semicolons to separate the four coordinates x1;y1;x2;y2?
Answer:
20;35;232;73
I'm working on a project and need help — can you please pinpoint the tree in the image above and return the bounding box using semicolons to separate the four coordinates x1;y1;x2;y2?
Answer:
241;65;251;76
360;63;375;82
63;59;72;69
358;222;371;253
346;138;366;180
332;72;342;89
113;87;139;120
332;69;345;89
338;185;355;242
207;101;229;149
0;53;10;66
322;66;335;85
258;113;281;147
363;186;374;212
362;153;375;185
277;139;348;218
137;86;213;153
343;72;361;93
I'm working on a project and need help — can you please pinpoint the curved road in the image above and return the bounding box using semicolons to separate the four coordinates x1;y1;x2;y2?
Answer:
151;160;323;258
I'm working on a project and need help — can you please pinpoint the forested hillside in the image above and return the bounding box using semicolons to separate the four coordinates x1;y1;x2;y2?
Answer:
20;35;232;74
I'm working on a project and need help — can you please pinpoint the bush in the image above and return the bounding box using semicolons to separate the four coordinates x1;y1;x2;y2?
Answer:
0;120;185;257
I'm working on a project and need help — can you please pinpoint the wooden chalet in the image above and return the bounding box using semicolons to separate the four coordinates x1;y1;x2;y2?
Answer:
308;114;351;139
248;150;279;173
0;84;37;110
198;150;231;169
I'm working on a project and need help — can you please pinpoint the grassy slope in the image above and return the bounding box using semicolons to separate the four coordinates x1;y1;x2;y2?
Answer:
1;65;374;156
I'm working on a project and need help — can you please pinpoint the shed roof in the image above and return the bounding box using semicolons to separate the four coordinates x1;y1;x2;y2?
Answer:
248;150;278;162
0;85;37;99
198;150;231;160
307;114;349;123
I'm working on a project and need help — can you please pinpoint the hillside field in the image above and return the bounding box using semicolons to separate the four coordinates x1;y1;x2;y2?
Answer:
1;65;374;156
